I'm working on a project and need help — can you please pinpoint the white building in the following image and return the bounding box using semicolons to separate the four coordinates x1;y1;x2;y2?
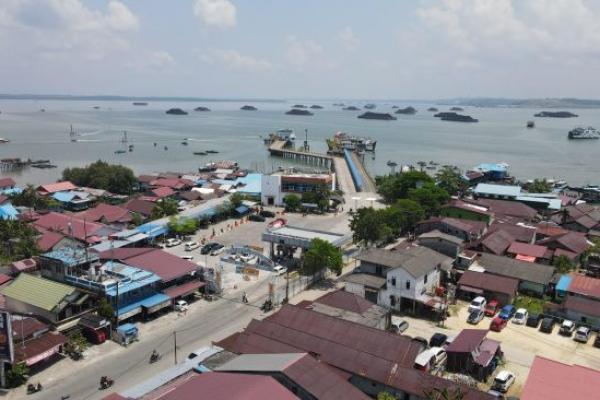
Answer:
261;172;336;206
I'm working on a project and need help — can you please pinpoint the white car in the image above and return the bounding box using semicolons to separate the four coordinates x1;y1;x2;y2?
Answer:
273;265;287;276
492;370;516;393
390;316;409;334
165;238;182;247
239;253;256;263
468;296;487;314
210;244;226;256
574;326;591;343
185;241;200;251
174;300;189;312
512;308;528;324
429;346;447;367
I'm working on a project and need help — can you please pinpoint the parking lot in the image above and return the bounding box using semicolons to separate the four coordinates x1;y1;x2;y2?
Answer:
398;301;600;397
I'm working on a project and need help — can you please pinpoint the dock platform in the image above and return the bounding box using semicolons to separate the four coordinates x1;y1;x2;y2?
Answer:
268;140;333;168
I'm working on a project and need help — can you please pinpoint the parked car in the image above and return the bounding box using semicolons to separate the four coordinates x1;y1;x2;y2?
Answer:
272;265;287;276
248;214;266;222
499;304;516;320
512;308;528;325
165;238;182;247
539;317;556;333
526;313;542;328
259;210;276;218
412;336;429;349
391;317;409;334
185;241;200;251
429;347;447;367
238;253;256;263
492;370;516;393
429;333;448;348
468;296;487;314
414;350;435;372
180;255;194;261
174;300;189;312
490;316;508;332
200;243;218;254
484;300;500;317
559;320;576;336
210;244;226;256
574;326;591;343
468;309;485;325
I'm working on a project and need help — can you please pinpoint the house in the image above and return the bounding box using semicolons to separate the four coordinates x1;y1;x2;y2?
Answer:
355;246;453;313
149;177;194;191
343;273;387;304
52;190;94;211
123;198;155;219
215;353;371;400
520;356;600;400
473;183;521;200
0;177;16;191
416;217;487;242
36;230;77;252
551;203;600;233
506;242;551;264
298;289;390;330
537;231;590;262
217;305;493;400
0;202;19;220
261;173;336;207
474;198;538;222
9;258;37;275
487;222;537;244
457;270;518;305
480;229;515;255
472;253;555;297
150;186;176;199
417;230;465;258
2;273;93;326
445;329;502;381
472;164;509;181
10;316;67;370
37;181;77;196
440;199;494;223
77;203;133;228
34;212;118;244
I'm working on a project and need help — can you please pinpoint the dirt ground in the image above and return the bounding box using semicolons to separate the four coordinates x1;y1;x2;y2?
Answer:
398;301;600;397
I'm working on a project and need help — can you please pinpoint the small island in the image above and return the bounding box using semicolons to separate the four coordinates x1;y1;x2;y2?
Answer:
133;102;148;106
357;112;397;120
286;109;314;116
343;106;361;111
427;107;439;112
165;108;188;115
310;105;323;109
450;106;464;111
364;104;376;109
392;105;399;109
534;111;578;118
194;106;211;112
292;104;307;108
332;103;345;107
240;105;258;111
395;106;417;115
434;111;478;122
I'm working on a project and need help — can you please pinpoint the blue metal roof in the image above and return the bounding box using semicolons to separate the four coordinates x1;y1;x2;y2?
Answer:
0;203;19;220
137;223;169;238
235;205;250;214
476;163;508;172
117;323;138;334
473;183;522;197
556;275;572;292
103;262;161;296
139;293;171;308
42;247;100;267
0;187;22;196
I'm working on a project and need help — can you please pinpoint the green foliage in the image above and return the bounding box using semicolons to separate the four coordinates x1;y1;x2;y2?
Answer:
513;294;546;315
349;207;386;246
168;217;198;236
283;194;302;211
524;178;552;193
6;362;29;388
62;160;136;195
376;171;433;203
303;238;343;276
230;192;244;208
97;298;115;320
423;387;464;400
553;255;575;274
8;184;50;210
407;183;450;216
0;220;39;263
130;212;143;226
377;392;397;400
151;198;179;219
301;188;331;212
435;166;467;196
65;330;89;356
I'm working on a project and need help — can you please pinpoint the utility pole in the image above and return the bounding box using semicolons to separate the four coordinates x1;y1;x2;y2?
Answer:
173;331;178;365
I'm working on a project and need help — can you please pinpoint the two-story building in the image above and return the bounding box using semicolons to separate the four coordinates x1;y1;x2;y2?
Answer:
261;172;336;206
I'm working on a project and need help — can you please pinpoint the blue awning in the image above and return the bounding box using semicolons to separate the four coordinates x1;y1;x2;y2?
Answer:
235;205;250;215
556;275;572;292
137;223;169;238
140;293;171;308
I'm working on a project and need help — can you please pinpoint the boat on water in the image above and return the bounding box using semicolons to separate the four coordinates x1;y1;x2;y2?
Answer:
121;131;128;143
568;127;600;140
206;150;219;154
31;163;57;169
181;141;189;145
0;138;9;144
330;132;377;152
527;121;535;128
69;125;79;142
133;102;148;106
128;144;134;152
114;150;126;154
193;151;207;156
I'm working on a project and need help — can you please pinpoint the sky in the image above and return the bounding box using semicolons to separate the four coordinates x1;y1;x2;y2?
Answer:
1;0;600;99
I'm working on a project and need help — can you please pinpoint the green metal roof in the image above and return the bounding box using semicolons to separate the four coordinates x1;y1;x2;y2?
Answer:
2;274;77;312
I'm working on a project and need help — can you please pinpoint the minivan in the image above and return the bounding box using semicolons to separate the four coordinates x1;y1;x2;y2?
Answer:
468;296;487;314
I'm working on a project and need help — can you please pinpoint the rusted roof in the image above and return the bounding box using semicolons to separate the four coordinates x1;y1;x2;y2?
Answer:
151;186;176;199
0;177;16;188
163;280;204;298
488;222;536;243
78;203;132;224
562;295;600;318
507;242;548;258
475;198;538;220
37;181;77;194
567;274;600;299
37;230;65;252
481;229;514;255
314;290;376;315
538;231;589;255
123;199;155;216
444;199;493;216
12;317;47;340
34;212;110;243
446;329;488;353
13;331;67;364
459;271;518;296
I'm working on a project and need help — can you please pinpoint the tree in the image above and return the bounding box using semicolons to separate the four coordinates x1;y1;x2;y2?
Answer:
553;255;575;274
349;207;385;246
376;171;434;203
283;194;302;211
384;199;425;235
0;220;39;263
130;212;143;226
301;188;331;212
230;192;244;208
436;166;467;196
525;178;552;193
6;362;29;388
150;198;178;219
65;330;89;358
97;298;115;320
62;160;136;194
423;387;464;400
377;392;397;400
303;238;343;276
168;217;198;236
9;184;50;210
407;184;450;217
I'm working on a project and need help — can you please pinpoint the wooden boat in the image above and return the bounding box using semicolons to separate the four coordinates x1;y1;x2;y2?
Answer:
193;151;207;156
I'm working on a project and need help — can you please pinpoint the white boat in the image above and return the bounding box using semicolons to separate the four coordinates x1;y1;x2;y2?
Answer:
568;127;599;140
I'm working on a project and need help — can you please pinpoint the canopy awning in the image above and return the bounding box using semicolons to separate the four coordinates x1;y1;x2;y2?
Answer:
459;285;484;294
163;280;204;299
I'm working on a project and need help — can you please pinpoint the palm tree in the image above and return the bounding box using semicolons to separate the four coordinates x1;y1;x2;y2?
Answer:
423;388;464;400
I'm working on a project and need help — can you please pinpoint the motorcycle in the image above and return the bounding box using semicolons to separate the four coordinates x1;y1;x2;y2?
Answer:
261;299;273;312
150;352;162;364
100;376;114;390
26;383;42;394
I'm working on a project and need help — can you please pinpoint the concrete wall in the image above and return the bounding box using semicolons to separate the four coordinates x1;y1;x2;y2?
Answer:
417;237;461;259
519;281;545;297
344;282;366;298
261;175;283;206
379;268;440;310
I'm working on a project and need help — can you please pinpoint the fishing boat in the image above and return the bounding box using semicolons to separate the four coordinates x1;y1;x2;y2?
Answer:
193;151;207;156
181;141;189;146
164;146;168;150
0;138;9;144
206;150;219;154
128;144;134;152
69;125;78;142
114;150;126;154
527;121;535;128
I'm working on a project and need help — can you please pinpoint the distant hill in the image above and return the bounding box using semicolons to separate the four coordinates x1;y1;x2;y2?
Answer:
0;94;284;103
439;98;600;108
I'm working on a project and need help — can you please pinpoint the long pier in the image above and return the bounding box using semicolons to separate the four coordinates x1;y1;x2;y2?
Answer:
268;140;333;168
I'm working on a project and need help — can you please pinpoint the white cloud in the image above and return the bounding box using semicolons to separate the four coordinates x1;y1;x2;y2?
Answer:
203;49;273;72
193;0;236;29
337;26;360;51
285;35;335;72
106;1;140;31
149;51;175;69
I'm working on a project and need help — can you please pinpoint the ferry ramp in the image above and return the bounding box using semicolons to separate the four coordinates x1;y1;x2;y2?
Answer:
333;156;356;194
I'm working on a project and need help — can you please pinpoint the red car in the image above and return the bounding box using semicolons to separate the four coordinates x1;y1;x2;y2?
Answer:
484;300;499;317
490;316;507;332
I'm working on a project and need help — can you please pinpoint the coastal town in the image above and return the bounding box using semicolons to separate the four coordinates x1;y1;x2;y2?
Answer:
0;122;596;400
